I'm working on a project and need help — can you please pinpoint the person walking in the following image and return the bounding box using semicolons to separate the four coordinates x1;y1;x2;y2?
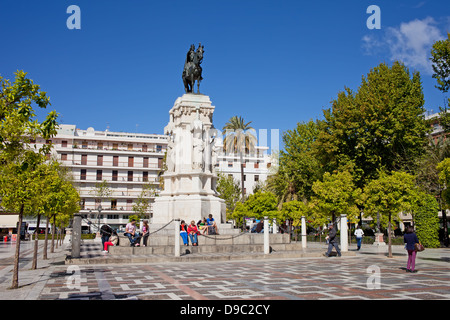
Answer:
404;226;420;273
141;220;150;247
180;220;189;246
324;223;341;257
354;225;364;250
187;220;199;246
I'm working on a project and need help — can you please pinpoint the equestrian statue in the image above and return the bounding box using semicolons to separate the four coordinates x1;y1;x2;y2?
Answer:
182;43;204;94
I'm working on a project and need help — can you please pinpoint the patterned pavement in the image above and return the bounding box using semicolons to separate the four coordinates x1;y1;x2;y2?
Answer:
41;252;450;300
1;241;449;302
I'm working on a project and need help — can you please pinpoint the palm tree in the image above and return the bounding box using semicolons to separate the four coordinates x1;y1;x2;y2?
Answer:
222;116;257;201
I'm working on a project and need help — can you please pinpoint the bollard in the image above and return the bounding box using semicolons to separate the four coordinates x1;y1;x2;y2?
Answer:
72;214;82;259
301;216;307;249
340;214;348;252
272;218;278;234
174;219;180;257
264;216;270;254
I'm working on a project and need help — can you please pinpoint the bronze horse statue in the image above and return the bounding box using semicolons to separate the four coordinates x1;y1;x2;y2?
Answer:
182;43;204;94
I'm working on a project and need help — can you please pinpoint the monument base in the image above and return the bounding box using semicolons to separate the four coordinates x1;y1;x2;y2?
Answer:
152;194;226;225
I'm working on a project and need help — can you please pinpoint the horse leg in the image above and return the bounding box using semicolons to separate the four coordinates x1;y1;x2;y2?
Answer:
197;80;200;94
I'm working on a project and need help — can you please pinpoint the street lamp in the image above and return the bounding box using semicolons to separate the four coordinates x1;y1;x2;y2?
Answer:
97;205;102;237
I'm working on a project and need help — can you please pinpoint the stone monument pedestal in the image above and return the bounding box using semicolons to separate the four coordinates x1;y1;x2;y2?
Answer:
373;233;386;247
152;93;226;224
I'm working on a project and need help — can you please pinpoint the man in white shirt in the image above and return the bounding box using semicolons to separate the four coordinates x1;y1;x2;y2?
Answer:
354;226;364;250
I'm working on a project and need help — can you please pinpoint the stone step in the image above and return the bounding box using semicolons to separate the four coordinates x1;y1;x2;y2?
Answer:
145;223;239;236
116;233;290;247
109;242;303;255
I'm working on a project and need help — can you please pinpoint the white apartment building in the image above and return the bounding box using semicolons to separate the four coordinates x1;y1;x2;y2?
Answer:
216;145;274;195
27;124;169;232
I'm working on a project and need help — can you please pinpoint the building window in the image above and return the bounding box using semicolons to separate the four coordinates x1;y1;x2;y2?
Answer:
128;156;134;167
82;141;88;149
228;161;233;168
112;170;118;181
128;171;133;182
97;155;103;166
62;140;68;148
80;198;85;210
143;172;148;182
267;163;271;168
97;142;103;150
158;158;163;169
112;143;118;150
254;162;259;169
81;154;87;165
113;156;119;167
243;175;246;181
128;144;133;151
97;170;102;181
156;145;162;152
142;144;148;152
111;199;117;210
254;175;259;182
61;154;67;161
80;169;86;180
143;157;149;168
126;199;133;210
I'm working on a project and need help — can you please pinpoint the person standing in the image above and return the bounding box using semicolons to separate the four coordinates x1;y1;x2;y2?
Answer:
404;226;420;273
354;226;364;251
324;223;341;257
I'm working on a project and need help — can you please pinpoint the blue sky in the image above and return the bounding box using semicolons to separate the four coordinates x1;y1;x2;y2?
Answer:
1;0;449;148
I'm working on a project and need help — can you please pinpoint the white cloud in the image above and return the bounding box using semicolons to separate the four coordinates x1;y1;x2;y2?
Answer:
362;17;447;75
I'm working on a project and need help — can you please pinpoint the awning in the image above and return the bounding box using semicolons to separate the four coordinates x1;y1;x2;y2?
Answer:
0;214;19;228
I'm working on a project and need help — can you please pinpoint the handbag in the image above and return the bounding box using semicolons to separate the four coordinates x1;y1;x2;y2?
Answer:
414;242;425;252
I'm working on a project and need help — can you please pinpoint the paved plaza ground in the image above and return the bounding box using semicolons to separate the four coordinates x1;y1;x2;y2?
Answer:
0;239;449;305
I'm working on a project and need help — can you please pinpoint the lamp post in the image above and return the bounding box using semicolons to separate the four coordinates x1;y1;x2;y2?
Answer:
96;205;102;238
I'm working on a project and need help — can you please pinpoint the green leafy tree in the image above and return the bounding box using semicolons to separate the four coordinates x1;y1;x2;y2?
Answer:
243;191;280;221
132;182;156;220
411;191;440;248
310;169;361;225
267;120;322;207
280;200;309;227
222;116;257;201
0;71;58;289
216;172;242;219
317;62;428;189
363;171;417;258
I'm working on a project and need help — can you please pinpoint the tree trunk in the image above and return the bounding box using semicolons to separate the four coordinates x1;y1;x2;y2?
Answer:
32;213;41;270
442;209;449;247
388;213;393;258
43;216;49;260
51;215;56;253
11;204;24;289
240;153;245;202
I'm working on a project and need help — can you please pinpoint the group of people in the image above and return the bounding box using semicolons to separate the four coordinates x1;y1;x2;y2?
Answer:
179;214;219;246
324;223;422;273
100;219;150;252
